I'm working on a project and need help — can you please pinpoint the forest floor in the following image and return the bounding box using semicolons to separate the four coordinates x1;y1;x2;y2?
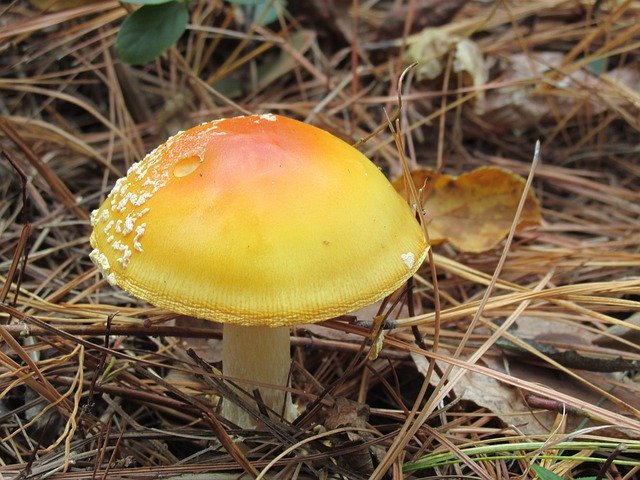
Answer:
1;1;639;479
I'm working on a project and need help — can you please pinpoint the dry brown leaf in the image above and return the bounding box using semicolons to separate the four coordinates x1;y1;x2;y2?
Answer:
483;317;640;438
320;397;379;475
594;311;640;348
410;351;556;436
483;52;640;131
395;166;541;253
323;397;369;430
405;27;488;113
172;316;223;364
502;362;640;440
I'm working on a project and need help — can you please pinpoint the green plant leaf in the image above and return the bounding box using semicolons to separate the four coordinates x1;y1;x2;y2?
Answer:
530;464;596;480
531;465;564;480
227;0;286;25
117;2;188;65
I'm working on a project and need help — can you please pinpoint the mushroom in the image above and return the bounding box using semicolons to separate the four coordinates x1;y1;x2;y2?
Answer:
89;114;428;428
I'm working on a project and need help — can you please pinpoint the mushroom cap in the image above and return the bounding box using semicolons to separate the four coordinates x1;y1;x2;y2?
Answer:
90;114;428;326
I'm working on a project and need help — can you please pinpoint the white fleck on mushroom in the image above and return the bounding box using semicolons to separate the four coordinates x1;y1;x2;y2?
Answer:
401;252;416;269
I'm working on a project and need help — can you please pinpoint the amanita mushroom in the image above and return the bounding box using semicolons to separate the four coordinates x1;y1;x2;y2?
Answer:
89;114;428;428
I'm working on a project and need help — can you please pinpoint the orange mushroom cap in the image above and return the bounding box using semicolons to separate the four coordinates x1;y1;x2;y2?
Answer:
89;114;428;326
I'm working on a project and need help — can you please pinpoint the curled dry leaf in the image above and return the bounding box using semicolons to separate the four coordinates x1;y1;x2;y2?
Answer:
405;27;488;113
394;166;541;253
483;52;640;131
323;397;369;431
410;318;640;438
410;350;556;436
320;397;380;475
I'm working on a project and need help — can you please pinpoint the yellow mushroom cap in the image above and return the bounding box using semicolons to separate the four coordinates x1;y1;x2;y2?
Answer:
89;114;428;326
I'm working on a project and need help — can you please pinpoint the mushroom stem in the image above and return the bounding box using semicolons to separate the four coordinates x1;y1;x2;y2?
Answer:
222;324;295;428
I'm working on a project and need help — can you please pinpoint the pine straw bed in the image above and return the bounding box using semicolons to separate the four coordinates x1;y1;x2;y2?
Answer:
1;1;639;479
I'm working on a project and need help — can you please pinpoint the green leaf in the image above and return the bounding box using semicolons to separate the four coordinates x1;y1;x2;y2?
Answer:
117;2;188;65
531;465;564;480
530;464;597;480
586;58;607;75
227;0;286;26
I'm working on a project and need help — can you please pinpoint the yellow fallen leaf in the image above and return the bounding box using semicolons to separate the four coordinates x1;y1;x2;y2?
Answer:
394;166;541;253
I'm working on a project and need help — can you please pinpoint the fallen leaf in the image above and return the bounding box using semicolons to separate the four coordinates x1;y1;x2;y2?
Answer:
485;316;640;439
496;316;638;373
320;398;379;475
405;27;488;113
412;343;640;439
482;52;640;131
503;361;640;439
394;166;541;253
410;350;556;436
593;311;640;348
323;397;369;430
172;315;223;364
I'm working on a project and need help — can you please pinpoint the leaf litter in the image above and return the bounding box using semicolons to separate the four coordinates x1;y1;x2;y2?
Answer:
394;166;542;253
1;1;640;479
